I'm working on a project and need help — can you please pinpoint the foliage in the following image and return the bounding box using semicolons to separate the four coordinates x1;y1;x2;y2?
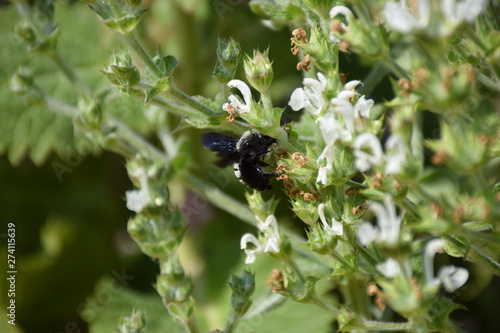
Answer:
2;0;500;332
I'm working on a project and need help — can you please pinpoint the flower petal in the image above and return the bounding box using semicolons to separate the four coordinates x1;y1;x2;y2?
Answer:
438;265;469;292
376;258;401;278
357;222;377;246
288;88;306;111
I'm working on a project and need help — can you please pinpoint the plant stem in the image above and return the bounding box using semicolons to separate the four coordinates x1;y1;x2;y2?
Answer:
470;246;500;276
359;63;389;96
123;32;163;80
360;320;412;331
44;96;78;117
110;117;166;159
48;51;91;97
170;85;215;115
224;311;241;333
183;172;257;227
312;296;340;313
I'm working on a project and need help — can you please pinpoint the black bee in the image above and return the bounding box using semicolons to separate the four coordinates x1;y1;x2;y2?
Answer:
202;130;279;191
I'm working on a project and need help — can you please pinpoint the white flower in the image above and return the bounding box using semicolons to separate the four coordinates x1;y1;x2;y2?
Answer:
318;203;343;236
240;215;281;264
356;195;403;247
383;0;430;33
240;234;262;264
222;79;252;113
315;81;374;185
424;238;469;292
257;215;281;253
354;95;374;119
288;73;327;115
315;114;351;184
126;167;150;213
384;0;487;36
357;222;377;246
331;80;373;133
385;134;406;174
316;165;331;185
376;258;401;278
125;189;149;213
353;133;384;172
441;0;488;24
329;6;353;43
353;133;406;174
438;265;469;293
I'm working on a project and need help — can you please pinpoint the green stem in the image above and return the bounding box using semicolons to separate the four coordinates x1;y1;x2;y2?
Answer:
261;90;273;114
469;246;500;276
360;320;412;331
474;68;500;93
312;296;340;313
350;241;379;266
359;63;390;96
124;33;214;116
44;96;78;117
170;85;214;115
224;311;241;333
110;117;166;160
48;51;91;97
384;56;410;80
183;172;257;227
243;293;286;320
123;32;163;80
342;278;371;319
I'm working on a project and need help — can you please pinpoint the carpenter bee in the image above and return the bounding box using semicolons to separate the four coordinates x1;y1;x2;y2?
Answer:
202;130;279;191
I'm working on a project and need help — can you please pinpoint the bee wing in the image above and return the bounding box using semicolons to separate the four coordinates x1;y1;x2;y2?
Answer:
202;133;240;167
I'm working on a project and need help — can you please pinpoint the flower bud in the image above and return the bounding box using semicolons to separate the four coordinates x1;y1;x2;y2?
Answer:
102;50;140;87
15;21;36;44
228;270;255;314
77;97;102;130
213;38;242;84
156;256;193;303
86;0;145;35
244;49;273;94
9;67;44;105
306;225;337;255
118;308;146;333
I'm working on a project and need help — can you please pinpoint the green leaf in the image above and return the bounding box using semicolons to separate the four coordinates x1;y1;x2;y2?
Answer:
0;5;148;165
153;53;178;77
86;277;185;333
145;77;172;103
427;298;465;333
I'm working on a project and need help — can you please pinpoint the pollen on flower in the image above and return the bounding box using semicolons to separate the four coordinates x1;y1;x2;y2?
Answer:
431;202;444;218
393;180;402;191
345;186;360;196
267;269;285;292
291;28;308;55
296;54;311;71
339;73;349;85
411;278;424;300
431;150;447;165
331;20;348;34
398;78;412;95
224;104;237;122
300;191;315;201
372;173;383;188
339;40;350;53
352;205;367;216
292;152;308;166
453;205;465;224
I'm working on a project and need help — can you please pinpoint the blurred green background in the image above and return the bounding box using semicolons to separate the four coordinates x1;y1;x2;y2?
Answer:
0;1;499;332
